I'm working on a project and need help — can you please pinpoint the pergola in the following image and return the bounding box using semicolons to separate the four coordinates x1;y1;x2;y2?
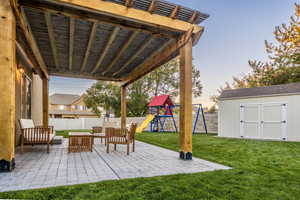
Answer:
0;0;208;170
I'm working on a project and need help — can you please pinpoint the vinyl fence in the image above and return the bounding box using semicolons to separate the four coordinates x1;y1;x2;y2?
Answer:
49;113;218;133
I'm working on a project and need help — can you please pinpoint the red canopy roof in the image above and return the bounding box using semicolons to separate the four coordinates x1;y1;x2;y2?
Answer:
148;95;174;107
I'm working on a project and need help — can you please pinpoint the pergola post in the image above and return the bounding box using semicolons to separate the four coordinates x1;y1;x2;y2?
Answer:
121;85;127;131
42;76;49;127
179;38;193;160
0;0;16;171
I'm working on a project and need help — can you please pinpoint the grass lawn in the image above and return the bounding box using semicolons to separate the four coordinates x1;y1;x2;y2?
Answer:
1;132;300;200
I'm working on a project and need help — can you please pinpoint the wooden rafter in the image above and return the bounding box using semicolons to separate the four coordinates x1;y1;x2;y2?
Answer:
102;31;139;75
20;1;176;39
91;27;120;74
80;22;98;72
49;71;122;81
125;0;134;7
188;11;198;24
170;5;180;19
69;18;75;71
16;41;43;77
122;39;174;85
45;12;59;69
44;0;203;34
12;3;49;77
113;37;154;76
148;0;157;13
122;27;196;86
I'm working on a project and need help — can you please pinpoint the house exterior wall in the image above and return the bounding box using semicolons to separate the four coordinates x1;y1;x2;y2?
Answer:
15;62;35;145
218;94;300;141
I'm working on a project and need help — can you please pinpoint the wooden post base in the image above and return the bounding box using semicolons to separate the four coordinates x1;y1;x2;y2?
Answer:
179;152;192;160
0;158;15;172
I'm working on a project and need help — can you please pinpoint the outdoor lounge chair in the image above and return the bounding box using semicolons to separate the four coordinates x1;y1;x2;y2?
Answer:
92;121;117;145
106;123;137;155
19;119;55;153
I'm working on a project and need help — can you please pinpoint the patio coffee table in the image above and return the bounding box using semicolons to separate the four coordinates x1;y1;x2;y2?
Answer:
68;132;93;153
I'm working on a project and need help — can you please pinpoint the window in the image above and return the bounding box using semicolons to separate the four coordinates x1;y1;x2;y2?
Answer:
21;74;32;119
59;105;65;110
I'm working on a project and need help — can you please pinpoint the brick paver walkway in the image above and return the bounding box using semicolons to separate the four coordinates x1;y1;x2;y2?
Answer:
0;139;230;192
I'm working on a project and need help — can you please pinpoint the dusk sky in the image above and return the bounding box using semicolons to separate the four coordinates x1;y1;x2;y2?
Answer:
49;0;295;107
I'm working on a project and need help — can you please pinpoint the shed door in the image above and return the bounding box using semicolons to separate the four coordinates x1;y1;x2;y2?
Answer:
261;103;287;140
240;103;287;140
240;104;260;139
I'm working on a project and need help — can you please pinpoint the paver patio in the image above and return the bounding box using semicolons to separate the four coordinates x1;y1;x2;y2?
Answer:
0;139;230;192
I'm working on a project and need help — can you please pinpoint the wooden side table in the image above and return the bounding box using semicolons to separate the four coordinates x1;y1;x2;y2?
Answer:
68;132;93;153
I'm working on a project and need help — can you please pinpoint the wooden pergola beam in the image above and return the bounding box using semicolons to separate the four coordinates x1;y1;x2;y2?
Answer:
148;0;157;13
45;12;59;69
179;38;193;160
10;2;49;78
125;0;134;8
20;1;176;39
102;31;139;75
170;5;180;19
47;0;203;34
0;0;16;171
80;22;98;72
122;27;195;86
121;86;127;131
42;76;49;128
49;71;123;81
69;18;75;71
91;27;120;74
188;11;198;24
113;37;154;76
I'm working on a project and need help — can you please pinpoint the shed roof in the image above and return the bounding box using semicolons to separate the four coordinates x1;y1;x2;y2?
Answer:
148;95;174;107
49;94;80;105
219;82;300;100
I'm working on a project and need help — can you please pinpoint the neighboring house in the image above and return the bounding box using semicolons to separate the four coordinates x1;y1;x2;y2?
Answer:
218;82;300;142
49;94;98;119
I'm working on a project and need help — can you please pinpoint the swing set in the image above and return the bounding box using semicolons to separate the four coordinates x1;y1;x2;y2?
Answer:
140;95;208;134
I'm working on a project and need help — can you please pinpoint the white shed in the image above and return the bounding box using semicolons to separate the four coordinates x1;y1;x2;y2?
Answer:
218;83;300;141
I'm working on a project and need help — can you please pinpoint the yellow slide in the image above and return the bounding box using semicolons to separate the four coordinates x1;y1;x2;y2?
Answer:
136;114;155;133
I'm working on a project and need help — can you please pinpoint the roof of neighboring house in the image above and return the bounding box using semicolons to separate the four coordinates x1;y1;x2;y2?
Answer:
148;95;174;107
49;110;97;116
49;94;80;105
219;82;300;100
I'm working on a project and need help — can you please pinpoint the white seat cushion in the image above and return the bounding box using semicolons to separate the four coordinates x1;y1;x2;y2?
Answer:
20;119;35;129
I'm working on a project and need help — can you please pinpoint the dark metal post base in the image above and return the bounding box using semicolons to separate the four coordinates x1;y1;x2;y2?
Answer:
0;158;15;172
179;151;192;160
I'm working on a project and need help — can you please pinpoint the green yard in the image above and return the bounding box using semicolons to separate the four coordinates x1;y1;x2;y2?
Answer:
1;132;300;200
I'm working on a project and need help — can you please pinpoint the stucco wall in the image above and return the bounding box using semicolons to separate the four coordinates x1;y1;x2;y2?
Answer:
31;74;43;126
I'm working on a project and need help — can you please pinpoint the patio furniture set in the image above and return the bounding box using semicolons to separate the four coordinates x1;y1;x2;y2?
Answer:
19;119;137;155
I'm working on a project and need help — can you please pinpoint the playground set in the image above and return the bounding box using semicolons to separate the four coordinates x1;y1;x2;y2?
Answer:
136;95;208;134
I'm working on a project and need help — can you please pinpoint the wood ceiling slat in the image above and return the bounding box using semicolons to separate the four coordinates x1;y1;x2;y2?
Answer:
91;27;120;74
69;18;75;71
113;36;153;76
80;22;98;72
45;12;59;69
102;31;139;75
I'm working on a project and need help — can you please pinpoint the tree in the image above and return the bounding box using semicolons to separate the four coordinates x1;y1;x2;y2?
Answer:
143;58;203;97
213;4;300;101
84;57;203;117
84;81;121;117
